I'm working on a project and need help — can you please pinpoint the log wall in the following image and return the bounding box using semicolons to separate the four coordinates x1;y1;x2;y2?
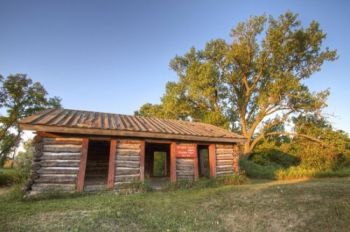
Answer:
215;143;239;176
114;140;142;190
28;136;83;195
176;158;195;180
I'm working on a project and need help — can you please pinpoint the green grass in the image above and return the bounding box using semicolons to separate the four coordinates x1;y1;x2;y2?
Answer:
1;177;350;231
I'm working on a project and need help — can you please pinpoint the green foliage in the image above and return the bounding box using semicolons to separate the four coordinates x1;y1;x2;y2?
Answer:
0;168;17;186
14;140;34;183
135;11;337;154
0;74;61;164
276;166;350;180
251;150;299;168
239;157;279;179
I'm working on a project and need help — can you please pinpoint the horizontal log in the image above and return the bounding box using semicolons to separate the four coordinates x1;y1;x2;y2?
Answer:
217;160;233;166
31;183;76;192
216;172;234;177
38;167;79;174
43;144;81;153
216;165;234;172
116;155;140;161
116;168;140;175
116;149;140;155
116;161;140;168
176;159;194;164
216;154;233;160
115;174;140;182
216;149;234;154
119;140;142;144
43;138;83;145
117;144;140;149
40;160;80;167
41;153;81;160
36;174;77;183
216;145;234;149
176;170;194;175
176;166;194;171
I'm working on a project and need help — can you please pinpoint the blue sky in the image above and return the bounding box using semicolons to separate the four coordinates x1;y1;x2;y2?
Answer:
1;0;349;133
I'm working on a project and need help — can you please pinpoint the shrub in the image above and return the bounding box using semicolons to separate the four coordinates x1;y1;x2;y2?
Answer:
251;149;299;168
239;157;279;179
276;166;350;180
0;168;17;186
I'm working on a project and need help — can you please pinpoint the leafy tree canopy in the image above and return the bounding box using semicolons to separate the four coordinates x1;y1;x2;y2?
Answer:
0;74;61;164
135;11;337;155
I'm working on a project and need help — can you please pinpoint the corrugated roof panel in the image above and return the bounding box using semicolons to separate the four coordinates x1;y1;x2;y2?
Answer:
19;109;245;141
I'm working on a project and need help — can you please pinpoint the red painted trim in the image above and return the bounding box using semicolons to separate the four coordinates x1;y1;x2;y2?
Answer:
193;144;199;181
77;138;89;192
140;141;145;182
209;144;216;178
107;139;117;189
170;142;177;183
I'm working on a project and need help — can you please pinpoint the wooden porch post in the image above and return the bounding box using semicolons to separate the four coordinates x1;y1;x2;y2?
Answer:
77;138;89;192
193;144;199;181
170;142;176;183
107;139;117;189
209;144;216;178
140;141;145;182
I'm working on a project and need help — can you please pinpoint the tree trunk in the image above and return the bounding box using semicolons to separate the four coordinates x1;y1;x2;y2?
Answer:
243;139;252;157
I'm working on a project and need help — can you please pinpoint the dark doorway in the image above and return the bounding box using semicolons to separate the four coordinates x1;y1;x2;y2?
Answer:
145;143;170;178
84;140;110;191
197;145;210;178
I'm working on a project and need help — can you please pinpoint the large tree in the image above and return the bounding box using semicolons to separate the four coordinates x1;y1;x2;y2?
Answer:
135;12;337;155
0;74;61;164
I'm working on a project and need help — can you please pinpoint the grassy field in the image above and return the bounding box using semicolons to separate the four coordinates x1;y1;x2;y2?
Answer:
0;177;349;232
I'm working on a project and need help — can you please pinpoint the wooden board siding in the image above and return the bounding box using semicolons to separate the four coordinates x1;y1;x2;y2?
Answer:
215;144;239;176
209;144;216;177
29;137;83;194
114;140;142;190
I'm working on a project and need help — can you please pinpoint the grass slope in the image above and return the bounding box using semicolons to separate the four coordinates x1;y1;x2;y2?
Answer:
1;177;349;232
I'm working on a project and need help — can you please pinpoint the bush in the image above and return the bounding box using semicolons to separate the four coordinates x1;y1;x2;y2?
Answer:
276;166;350;180
239;157;279;179
251;149;299;168
13;140;34;184
0;168;18;186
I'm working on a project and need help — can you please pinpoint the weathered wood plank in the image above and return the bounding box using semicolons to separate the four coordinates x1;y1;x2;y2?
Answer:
31;183;76;192
116;149;140;155
36;174;77;183
116;168;140;175
117;144;140;149
216;154;233;160
116;156;140;161
116;161;140;168
217;160;233;166
43;144;81;153
115;174;140;182
41;153;81;160
41;160;80;167
43;138;83;145
38;167;79;174
216;149;234;154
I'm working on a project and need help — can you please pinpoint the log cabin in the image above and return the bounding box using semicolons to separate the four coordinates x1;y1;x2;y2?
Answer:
19;109;246;194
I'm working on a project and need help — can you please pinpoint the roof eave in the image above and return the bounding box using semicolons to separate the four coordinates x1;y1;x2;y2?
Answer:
19;123;246;144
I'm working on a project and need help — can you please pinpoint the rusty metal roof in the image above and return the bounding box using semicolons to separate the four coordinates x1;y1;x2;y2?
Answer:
19;109;245;143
